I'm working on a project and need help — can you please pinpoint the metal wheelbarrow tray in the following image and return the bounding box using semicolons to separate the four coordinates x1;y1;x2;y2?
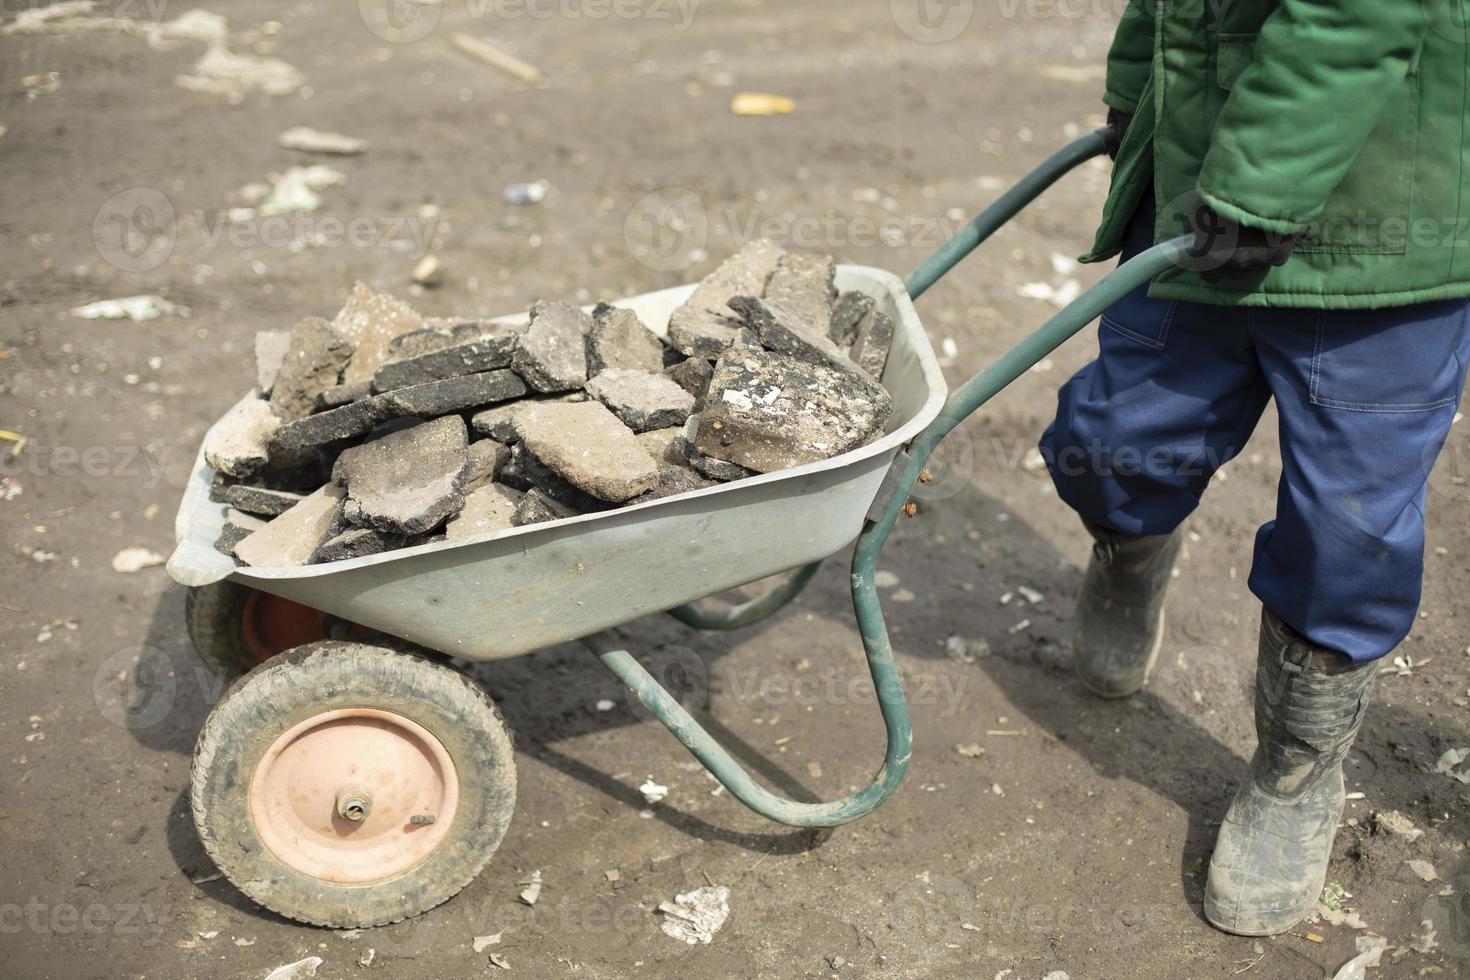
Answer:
168;131;1196;928
168;265;947;662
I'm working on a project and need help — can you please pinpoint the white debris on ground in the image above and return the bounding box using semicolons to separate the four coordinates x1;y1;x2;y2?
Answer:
71;295;184;321
1433;747;1470;784
518;869;542;906
236;165;347;216
639;777;669;804
594;699;616;712
278;126;367;155
262;957;322;980
412;254;444;287
111;547;165;573
1330;935;1387;980
1016;277;1082;308
472;933;502;953
504;180;549;206
1373;809;1423;842
873;570;900;588
176;42;303;102
656;885;730;944
450;32;544;85
1407;859;1440;882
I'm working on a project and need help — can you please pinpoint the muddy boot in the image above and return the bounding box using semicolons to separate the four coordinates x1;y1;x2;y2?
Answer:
1072;518;1182;698
1204;610;1378;936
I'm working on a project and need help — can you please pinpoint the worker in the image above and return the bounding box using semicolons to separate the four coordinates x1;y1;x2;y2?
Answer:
1039;0;1470;936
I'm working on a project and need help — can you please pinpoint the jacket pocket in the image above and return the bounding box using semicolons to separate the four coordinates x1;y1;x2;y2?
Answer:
1214;35;1419;256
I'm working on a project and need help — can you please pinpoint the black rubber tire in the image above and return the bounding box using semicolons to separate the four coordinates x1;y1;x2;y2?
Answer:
184;581;264;679
190;640;517;928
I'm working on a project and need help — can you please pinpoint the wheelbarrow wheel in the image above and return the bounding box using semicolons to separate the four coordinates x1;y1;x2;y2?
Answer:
185;582;358;678
190;640;516;928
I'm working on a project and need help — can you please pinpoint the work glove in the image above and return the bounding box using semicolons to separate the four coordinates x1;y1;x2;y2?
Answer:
1185;202;1298;282
1098;106;1132;161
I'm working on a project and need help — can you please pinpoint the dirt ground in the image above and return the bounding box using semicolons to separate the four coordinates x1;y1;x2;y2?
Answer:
2;1;1468;978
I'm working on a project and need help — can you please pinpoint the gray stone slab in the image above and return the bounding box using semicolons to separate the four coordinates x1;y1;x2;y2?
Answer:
728;294;867;377
204;399;282;477
269;316;355;422
667;239;785;357
512;300;591;392
254;329;291;395
331;282;427;385
850;305;895;381
312;527;397;563
694;348;892;473
585;368;696;433
464;439;509;493
271;397;388;451
588;304;665;374
235;484;346;567
215;509;267;558
371;335;519;393
633;464;720;503
511;487;579;527
762;252;835;339
312;380;372;412
332;415;470;535
663;357;714;405
511;401;658;502
223;484;306;517
446;483;523;540
378;370;528;417
829;290;875;347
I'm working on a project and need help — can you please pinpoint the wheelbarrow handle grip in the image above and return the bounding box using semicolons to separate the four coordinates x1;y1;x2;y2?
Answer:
905;129;1108;300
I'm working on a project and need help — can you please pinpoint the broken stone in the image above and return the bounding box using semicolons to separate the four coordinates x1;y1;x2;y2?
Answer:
235;484;346;567
204;399;282;478
446;484;522;539
388;320;486;359
829;290;875;347
512;401;658;502
728;294;867;377
498;443;611;513
585;369;696;433
312;526;396;563
371;334;519;393
512;301;591;393
464;439;510;493
588;305;665;374
695;348;891;473
378;370;528;418
332;416;469;535
254;329;291;395
332;282;427;385
215;509;266;557
471;402;524;443
761;252;835;339
271;398;387;452
688;449;755;482
849;305;895;381
269;316;355;422
224;485;306;517
511;487;578;527
312;380;372;412
636;427;689;467
663;357;713;405
634;464;719;503
667;239;785;357
209;472;234;503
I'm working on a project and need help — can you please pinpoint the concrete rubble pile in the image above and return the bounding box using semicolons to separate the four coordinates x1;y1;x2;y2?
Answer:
203;241;896;567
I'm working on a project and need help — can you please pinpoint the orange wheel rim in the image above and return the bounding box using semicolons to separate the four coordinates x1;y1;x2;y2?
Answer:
247;708;459;883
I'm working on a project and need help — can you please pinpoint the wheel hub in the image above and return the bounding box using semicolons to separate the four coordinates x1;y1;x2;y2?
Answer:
247;708;459;883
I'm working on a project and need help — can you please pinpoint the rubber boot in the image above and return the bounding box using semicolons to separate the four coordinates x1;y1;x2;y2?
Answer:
1072;518;1183;698
1204;610;1379;936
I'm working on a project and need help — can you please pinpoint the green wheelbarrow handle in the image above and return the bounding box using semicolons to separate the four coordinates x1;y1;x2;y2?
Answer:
589;132;1193;829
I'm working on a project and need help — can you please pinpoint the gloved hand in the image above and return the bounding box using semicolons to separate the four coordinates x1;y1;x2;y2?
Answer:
1098;106;1133;161
1186;202;1298;282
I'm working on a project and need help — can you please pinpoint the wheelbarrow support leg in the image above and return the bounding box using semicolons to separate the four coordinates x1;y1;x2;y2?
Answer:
666;561;822;631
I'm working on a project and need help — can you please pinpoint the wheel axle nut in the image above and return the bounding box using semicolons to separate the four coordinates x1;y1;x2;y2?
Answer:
336;787;372;822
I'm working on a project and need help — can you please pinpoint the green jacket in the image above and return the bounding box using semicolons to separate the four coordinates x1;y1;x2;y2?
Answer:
1086;0;1470;309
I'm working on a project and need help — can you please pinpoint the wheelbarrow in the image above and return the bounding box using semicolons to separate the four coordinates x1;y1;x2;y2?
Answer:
167;132;1192;928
